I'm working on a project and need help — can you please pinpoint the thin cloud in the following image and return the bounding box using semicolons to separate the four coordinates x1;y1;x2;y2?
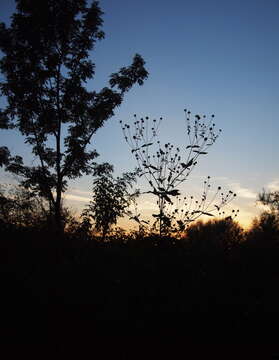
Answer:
267;179;279;191
137;199;156;211
70;188;92;196
228;182;257;200
64;193;90;203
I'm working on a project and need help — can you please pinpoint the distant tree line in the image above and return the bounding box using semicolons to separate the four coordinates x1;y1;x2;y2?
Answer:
0;182;278;251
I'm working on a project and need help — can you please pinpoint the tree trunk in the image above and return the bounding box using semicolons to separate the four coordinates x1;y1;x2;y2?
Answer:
102;226;107;241
54;178;64;237
54;196;63;236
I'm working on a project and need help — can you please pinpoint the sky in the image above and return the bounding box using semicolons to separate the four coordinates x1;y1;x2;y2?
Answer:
0;0;278;229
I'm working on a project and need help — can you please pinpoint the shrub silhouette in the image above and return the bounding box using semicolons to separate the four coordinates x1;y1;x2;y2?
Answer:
186;217;244;253
82;165;138;239
258;189;279;214
246;212;279;248
0;184;77;240
246;190;279;248
0;184;48;229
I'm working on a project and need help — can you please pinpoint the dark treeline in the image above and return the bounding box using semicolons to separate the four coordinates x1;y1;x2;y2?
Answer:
1;196;279;346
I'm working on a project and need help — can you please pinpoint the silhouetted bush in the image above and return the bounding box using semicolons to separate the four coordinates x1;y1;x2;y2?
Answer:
82;167;138;239
0;185;49;230
246;212;279;248
186;217;244;253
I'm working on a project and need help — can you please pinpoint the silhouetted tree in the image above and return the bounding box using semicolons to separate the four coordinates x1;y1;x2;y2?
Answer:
186;217;243;253
246;212;279;247
0;0;148;233
0;184;49;229
0;146;11;167
245;189;279;247
258;189;279;215
82;165;139;239
0;102;12;167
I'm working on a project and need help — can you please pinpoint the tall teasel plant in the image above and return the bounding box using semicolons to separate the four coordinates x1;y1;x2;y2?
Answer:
120;109;236;237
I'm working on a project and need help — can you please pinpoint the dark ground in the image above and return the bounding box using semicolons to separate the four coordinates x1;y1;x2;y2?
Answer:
1;231;279;356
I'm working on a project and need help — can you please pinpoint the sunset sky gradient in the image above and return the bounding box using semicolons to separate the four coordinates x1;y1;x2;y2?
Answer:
0;0;278;229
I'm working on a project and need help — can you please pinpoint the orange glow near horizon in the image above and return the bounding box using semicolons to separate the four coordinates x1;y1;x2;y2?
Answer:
64;194;261;233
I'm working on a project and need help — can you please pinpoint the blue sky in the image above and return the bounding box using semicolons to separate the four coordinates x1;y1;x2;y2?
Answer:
0;0;278;228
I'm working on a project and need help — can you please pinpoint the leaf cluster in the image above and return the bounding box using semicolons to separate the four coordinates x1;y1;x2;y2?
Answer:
83;166;139;237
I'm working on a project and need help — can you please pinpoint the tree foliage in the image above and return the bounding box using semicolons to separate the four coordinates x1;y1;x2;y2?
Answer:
0;0;148;232
245;189;279;247
258;189;279;214
0;184;49;229
247;211;279;247
82;166;139;238
186;217;243;252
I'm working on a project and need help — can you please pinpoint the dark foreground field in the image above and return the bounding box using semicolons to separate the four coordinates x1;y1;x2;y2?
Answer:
1;230;279;356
